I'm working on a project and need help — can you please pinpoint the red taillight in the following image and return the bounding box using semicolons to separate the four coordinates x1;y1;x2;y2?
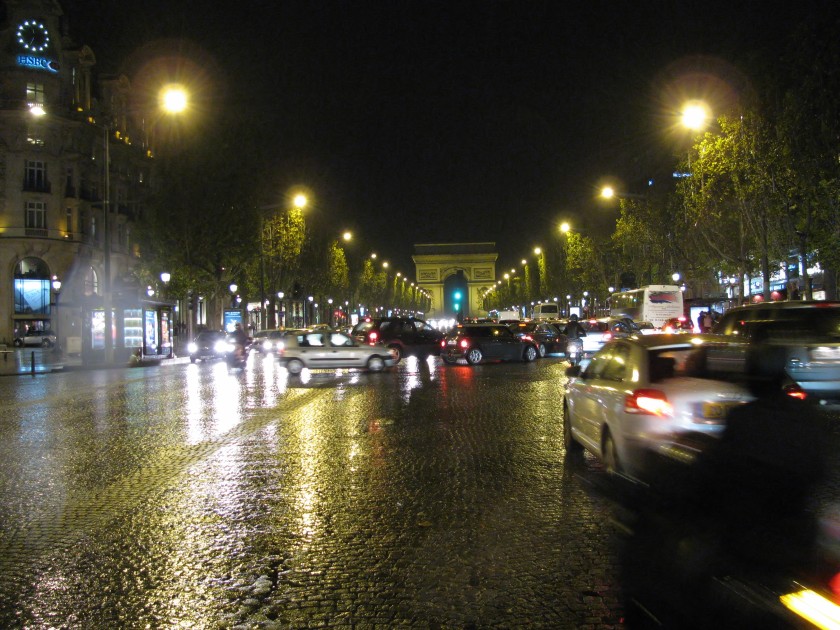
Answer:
603;332;612;341
459;339;469;349
677;316;687;322
625;389;673;416
784;383;807;400
521;334;534;342
831;572;840;600
440;339;446;348
664;325;674;333
369;331;378;343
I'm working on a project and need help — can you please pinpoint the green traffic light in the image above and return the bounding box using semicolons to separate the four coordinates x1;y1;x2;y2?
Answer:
454;291;462;300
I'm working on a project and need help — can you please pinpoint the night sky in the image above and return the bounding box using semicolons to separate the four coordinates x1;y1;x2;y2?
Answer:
63;1;833;276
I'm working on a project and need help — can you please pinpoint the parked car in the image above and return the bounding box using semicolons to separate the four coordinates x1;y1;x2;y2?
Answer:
661;316;694;334
279;329;397;375
507;321;567;357
351;316;444;362
563;334;755;476
440;323;539;365
712;300;840;403
187;330;228;363
13;329;57;347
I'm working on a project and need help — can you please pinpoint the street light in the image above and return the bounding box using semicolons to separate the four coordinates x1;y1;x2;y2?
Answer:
51;276;61;350
681;102;709;131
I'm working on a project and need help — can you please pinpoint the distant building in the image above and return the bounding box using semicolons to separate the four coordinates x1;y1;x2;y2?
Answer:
0;0;172;361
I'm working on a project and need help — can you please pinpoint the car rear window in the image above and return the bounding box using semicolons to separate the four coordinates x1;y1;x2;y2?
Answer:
352;322;375;334
583;321;608;332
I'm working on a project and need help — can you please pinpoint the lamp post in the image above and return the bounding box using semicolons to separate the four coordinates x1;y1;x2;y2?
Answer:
51;276;61;351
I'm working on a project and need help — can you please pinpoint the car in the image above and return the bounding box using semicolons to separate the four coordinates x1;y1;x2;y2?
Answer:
576;319;615;356
13;329;57;347
440;323;539;365
563;334;756;477
251;329;289;355
278;329;397;375
712;300;840;402
351;316;444;362
507;321;567;357
661;316;695;333
186;330;228;363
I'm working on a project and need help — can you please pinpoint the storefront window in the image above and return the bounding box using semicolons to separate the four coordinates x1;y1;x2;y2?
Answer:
14;257;50;315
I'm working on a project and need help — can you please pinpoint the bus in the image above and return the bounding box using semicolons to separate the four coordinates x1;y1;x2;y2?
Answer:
609;285;684;328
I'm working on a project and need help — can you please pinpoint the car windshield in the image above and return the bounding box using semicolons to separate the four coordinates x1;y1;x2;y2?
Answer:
352;322;376;334
756;309;840;341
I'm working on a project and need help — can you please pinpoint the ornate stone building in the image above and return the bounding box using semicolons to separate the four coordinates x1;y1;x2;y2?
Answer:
0;0;171;361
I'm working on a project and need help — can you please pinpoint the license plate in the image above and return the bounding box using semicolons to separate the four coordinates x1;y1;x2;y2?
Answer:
447;339;457;345
701;401;741;421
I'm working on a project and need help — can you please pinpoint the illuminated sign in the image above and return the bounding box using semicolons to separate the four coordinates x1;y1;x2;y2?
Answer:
17;55;59;73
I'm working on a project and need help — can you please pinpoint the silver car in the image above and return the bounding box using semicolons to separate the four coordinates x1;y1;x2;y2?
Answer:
563;334;755;477
279;330;397;375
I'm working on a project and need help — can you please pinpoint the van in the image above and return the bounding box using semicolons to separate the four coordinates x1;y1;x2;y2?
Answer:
532;302;560;320
495;309;520;323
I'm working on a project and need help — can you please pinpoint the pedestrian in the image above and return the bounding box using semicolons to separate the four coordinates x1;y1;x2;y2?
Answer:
697;311;706;332
702;311;713;332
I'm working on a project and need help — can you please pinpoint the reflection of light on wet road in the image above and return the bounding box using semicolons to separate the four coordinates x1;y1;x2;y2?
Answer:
294;410;321;543
184;362;245;443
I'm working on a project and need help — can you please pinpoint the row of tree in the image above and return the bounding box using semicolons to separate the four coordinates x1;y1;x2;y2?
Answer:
485;15;840;312
132;120;430;329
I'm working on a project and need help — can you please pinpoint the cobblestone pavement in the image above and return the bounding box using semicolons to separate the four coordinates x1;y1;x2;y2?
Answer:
0;355;626;628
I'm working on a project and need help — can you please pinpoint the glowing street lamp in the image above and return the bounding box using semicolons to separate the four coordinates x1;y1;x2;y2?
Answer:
681;102;709;131
159;84;189;114
560;222;571;234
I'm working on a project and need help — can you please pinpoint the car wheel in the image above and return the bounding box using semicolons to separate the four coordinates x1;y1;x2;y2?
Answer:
286;358;304;375
563;401;583;455
523;345;538;362
602;430;621;475
538;343;547;358
466;348;483;365
389;345;403;364
367;355;385;372
190;356;197;363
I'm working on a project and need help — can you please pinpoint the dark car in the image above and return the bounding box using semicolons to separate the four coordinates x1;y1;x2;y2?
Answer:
186;330;227;363
712;300;840;402
507;321;567;357
440;323;538;365
351;316;444;362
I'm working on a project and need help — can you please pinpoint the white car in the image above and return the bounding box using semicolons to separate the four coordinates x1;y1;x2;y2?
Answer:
563;334;755;477
14;330;57;347
279;330;397;375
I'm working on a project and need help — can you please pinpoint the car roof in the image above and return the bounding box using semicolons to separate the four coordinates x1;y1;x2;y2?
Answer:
609;332;708;351
726;301;840;311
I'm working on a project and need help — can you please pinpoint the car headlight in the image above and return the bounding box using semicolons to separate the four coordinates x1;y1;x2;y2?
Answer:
263;340;273;350
215;340;232;353
187;342;198;353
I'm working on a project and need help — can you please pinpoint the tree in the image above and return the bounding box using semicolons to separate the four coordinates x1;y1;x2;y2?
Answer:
136;123;260;330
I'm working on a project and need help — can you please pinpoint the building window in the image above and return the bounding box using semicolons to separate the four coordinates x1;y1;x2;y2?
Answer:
27;124;44;146
24;160;48;192
24;201;47;236
66;207;73;235
26;82;45;106
65;166;75;196
84;266;99;296
91;215;97;243
14;257;51;315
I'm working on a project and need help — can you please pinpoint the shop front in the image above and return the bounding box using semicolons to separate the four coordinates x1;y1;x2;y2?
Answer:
81;296;175;365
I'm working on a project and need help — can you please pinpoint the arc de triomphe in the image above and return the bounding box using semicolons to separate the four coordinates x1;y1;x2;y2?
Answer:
412;243;498;319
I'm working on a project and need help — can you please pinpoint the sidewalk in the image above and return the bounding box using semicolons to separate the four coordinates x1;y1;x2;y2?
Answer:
0;347;189;376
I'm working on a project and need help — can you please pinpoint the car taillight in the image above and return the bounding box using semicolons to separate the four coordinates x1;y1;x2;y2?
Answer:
603;332;612;341
440;339;446;348
369;331;378;343
459;339;469;349
521;334;534;342
784;383;807;400
664;325;674;333
625;389;673;416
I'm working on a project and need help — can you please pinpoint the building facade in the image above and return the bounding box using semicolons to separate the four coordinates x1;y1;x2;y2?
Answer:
0;0;172;362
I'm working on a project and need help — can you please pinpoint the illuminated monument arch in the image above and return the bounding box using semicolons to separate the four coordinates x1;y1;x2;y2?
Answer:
412;243;498;319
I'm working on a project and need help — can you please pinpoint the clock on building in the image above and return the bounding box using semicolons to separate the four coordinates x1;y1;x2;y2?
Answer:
16;20;50;53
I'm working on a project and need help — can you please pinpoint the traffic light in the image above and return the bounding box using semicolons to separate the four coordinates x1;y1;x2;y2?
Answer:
453;290;461;312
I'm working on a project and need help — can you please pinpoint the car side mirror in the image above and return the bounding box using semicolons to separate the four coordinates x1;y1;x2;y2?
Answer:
565;365;582;378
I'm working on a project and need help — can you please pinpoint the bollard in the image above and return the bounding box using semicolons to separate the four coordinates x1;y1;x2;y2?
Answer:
31;351;35;376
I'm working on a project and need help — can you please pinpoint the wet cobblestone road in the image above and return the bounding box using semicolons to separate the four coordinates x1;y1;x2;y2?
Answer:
0;355;624;628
